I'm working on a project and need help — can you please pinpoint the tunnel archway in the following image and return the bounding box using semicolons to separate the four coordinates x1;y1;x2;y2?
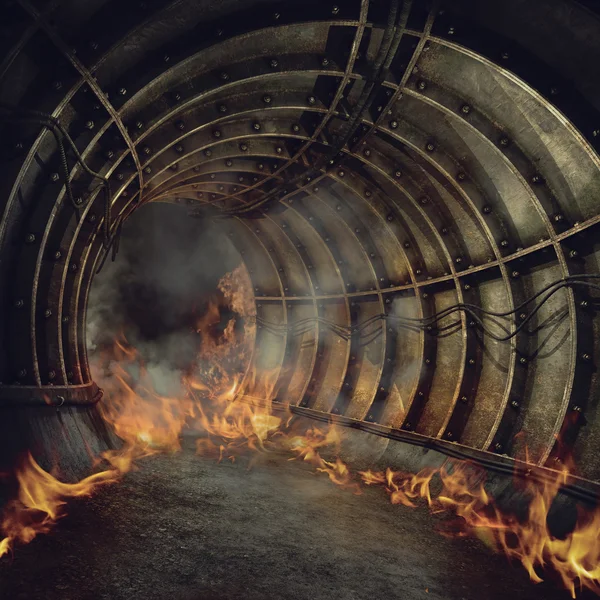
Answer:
1;0;600;485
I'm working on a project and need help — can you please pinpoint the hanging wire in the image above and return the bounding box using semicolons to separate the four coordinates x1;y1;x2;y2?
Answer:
0;101;114;248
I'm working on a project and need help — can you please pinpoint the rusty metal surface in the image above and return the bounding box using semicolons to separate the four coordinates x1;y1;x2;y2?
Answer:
1;0;600;481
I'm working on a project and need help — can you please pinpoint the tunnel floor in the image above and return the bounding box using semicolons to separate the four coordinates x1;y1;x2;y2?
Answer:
0;440;594;600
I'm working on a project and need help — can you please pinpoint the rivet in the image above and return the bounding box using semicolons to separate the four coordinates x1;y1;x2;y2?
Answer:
213;129;222;138
50;172;60;182
500;240;509;248
580;300;589;309
482;205;492;214
276;146;283;154
118;87;127;96
70;263;78;272
394;170;402;179
501;51;510;60
52;80;63;91
468;358;476;366
307;95;316;106
415;269;422;275
420;196;429;205
269;58;279;68
531;174;543;185
446;431;453;439
455;256;463;264
44;308;52;318
582;353;592;362
363;149;371;157
569;250;579;259
519;357;528;365
321;57;330;67
144;166;152;174
460;396;468;404
48;370;56;381
25;233;36;244
494;443;503;452
53;250;62;260
511;400;520;409
219;72;229;81
417;80;427;91
204;149;212;157
338;170;345;177
226;159;233;167
218;103;227;113
511;271;520;279
252;122;261;131
18;369;27;379
14;299;24;308
331;5;340;14
389;120;399;129
461;104;471;115
457;172;466;181
573;405;583;413
425;142;435;152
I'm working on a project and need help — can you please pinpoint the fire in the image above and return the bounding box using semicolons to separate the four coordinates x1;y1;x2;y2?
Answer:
0;264;599;598
0;452;122;558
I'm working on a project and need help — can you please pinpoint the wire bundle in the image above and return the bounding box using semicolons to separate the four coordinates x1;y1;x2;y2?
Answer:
253;276;600;342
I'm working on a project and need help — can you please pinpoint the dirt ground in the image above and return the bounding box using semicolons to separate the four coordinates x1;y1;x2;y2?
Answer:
0;441;593;600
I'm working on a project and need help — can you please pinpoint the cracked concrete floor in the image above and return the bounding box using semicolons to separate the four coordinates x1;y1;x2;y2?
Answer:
0;441;593;600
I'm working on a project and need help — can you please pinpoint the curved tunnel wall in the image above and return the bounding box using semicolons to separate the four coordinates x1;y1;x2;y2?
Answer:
1;0;600;481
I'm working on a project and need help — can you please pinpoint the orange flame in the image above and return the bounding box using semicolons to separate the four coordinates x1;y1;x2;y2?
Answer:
0;265;599;598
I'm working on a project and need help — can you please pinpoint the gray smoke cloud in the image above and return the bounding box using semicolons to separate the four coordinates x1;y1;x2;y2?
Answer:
86;202;245;397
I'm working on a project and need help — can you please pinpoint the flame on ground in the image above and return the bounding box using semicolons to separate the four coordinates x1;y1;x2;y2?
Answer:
0;265;599;598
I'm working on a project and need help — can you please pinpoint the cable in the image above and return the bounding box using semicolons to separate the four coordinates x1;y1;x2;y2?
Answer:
253;276;600;342
0;102;115;248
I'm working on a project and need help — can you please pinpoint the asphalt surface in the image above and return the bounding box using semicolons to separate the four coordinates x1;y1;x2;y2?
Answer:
0;440;594;600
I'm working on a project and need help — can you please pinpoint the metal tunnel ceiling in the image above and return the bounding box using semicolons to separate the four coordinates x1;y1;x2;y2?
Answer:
1;0;600;482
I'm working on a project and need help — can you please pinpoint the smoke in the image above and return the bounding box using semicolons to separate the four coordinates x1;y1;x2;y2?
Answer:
87;203;246;396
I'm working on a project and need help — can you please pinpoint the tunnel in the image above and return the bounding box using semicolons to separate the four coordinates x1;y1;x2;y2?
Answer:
1;0;600;598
